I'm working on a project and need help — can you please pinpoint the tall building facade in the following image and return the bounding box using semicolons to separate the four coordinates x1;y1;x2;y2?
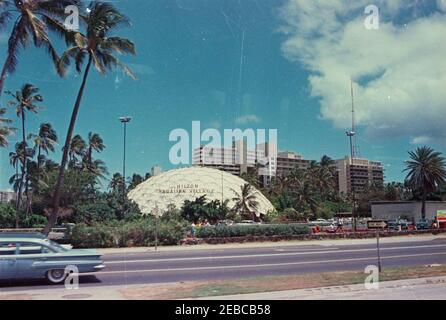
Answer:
0;190;16;203
192;140;277;183
335;156;384;194
276;151;311;177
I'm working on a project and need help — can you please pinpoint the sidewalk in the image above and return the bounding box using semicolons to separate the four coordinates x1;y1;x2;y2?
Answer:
200;276;446;300
1;275;446;300
96;233;446;255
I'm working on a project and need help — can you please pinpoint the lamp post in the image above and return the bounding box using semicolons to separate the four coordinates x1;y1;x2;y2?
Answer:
346;130;357;232
119;116;132;214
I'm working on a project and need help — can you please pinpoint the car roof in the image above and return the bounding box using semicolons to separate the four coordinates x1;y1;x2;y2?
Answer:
0;233;50;244
0;232;46;239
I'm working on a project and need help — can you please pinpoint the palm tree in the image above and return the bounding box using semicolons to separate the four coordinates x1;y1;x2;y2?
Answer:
404;146;446;219
28;123;58;168
320;155;335;168
0;0;81;98
68;134;86;165
231;183;260;220
86;132;105;171
6;84;43;217
0;107;14;147
44;2;136;235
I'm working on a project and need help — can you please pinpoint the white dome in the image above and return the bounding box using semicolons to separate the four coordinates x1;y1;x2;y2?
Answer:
128;167;275;216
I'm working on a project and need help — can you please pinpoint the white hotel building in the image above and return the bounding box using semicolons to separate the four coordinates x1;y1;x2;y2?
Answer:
192;140;277;186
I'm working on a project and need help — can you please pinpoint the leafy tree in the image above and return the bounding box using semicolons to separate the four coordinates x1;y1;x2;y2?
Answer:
128;173;144;190
180;196;228;223
45;2;136;235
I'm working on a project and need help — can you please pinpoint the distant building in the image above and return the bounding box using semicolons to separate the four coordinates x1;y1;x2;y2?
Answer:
193;140;278;185
276;151;311;177
335;156;384;195
0;190;16;204
151;165;162;177
371;201;446;222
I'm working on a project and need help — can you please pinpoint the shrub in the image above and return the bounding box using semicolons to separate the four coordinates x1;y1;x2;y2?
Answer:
195;223;310;238
68;219;190;248
0;204;47;228
0;203;16;228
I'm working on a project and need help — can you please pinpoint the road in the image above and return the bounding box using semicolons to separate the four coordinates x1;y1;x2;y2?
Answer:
1;238;446;292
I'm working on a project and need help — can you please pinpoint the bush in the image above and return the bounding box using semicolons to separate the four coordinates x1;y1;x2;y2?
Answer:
0;203;16;228
0;204;47;228
68;219;190;248
195;223;310;238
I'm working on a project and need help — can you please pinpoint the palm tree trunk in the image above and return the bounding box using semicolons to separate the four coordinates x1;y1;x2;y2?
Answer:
43;55;93;236
0;58;9;101
421;189;427;220
15;110;27;228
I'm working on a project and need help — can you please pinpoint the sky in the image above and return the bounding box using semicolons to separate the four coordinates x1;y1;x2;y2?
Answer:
1;0;446;189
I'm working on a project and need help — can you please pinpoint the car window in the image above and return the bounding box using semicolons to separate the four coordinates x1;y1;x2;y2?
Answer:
0;242;17;256
17;242;55;255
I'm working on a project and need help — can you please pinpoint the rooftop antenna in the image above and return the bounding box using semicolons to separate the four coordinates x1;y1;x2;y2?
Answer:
346;79;358;159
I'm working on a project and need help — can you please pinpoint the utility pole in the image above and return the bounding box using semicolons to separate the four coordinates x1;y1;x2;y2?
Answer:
119;116;131;216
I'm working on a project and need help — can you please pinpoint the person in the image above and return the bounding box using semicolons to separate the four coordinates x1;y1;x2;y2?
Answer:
191;222;196;237
432;218;438;230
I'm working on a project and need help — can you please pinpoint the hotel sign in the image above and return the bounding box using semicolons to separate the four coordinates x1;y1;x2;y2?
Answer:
437;210;446;222
155;184;215;195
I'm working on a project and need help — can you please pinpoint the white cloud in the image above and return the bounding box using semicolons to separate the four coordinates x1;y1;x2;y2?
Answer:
235;114;262;125
411;135;432;145
279;0;446;144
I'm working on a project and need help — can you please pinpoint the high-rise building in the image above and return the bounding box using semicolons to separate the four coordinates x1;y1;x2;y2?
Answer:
335;156;384;194
276;151;311;177
192;140;278;182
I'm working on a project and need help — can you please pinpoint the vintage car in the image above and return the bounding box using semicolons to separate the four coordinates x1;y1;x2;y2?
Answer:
0;233;105;284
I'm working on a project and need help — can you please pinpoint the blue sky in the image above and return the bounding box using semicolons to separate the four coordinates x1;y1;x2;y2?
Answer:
1;0;445;189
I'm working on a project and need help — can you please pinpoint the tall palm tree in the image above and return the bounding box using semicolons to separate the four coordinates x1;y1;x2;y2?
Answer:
68;134;86;165
28;122;58;168
44;2;136;235
0;107;14;146
86;132;105;170
0;0;81;98
6;83;43;218
404;146;446;219
231;183;260;220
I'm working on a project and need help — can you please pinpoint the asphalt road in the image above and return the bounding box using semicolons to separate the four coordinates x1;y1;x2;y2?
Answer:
1;238;446;292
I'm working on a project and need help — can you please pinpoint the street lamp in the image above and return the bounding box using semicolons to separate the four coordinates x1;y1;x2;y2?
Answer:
346;130;357;232
119;116;132;210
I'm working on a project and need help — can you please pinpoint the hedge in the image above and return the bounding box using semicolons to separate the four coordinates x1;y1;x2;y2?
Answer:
68;220;189;248
195;223;310;238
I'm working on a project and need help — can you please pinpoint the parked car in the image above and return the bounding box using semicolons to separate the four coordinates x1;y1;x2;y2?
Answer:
236;220;259;225
0;233;105;284
416;218;431;230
